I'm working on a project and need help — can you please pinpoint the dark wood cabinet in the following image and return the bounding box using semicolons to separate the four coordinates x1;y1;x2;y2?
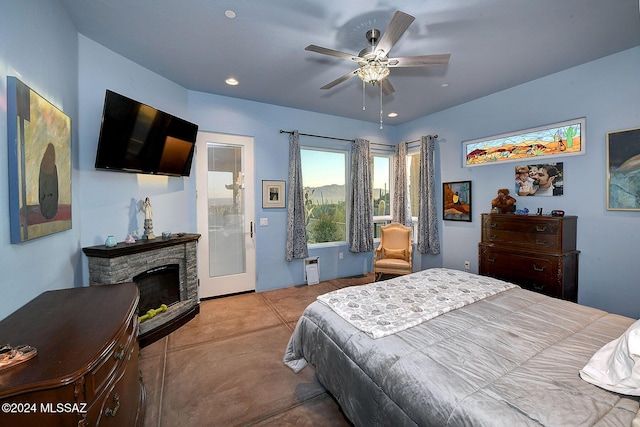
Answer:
479;213;579;302
0;283;145;426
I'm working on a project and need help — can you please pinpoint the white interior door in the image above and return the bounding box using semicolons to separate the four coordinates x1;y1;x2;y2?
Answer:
196;131;255;298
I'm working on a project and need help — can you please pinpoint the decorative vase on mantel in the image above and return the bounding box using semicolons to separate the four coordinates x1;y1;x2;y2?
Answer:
105;235;117;247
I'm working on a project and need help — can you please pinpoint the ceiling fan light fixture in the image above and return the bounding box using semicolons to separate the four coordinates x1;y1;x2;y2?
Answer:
356;61;390;84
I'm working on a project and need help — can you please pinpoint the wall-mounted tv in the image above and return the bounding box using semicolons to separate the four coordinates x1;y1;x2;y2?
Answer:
95;90;199;177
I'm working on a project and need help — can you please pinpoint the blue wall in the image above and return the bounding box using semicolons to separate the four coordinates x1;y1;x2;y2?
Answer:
398;47;640;317
188;91;397;290
0;1;81;319
1;1;638;321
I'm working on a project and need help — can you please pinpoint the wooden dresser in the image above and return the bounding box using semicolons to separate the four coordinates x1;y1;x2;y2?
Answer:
0;282;145;426
479;213;579;302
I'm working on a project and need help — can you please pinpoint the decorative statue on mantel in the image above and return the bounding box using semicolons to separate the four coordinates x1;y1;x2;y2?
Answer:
491;188;516;213
142;197;156;239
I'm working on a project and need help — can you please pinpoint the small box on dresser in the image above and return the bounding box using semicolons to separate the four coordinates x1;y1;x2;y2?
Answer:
479;213;579;302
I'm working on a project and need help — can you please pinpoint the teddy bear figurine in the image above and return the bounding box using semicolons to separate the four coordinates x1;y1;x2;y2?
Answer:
491;188;516;213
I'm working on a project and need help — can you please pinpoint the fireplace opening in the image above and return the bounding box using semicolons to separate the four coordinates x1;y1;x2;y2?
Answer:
133;264;181;314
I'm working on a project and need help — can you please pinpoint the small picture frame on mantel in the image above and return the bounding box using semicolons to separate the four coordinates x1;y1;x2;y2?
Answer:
262;180;286;208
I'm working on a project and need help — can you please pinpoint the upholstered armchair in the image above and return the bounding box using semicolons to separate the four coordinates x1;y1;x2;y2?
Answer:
373;222;412;281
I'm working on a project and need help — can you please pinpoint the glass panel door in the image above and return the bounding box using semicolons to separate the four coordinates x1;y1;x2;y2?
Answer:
196;132;255;298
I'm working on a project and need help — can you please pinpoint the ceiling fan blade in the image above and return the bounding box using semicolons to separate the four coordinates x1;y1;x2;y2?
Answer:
381;79;395;96
388;54;451;67
320;69;359;90
305;45;359;62
374;11;415;56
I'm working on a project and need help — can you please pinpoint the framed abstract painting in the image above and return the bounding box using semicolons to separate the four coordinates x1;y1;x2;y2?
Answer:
607;126;640;210
7;77;72;243
443;181;472;221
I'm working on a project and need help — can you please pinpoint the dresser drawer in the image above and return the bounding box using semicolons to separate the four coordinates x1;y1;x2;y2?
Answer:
479;245;579;301
82;335;143;427
479;246;562;297
482;229;561;252
482;215;560;235
481;214;577;253
86;315;138;401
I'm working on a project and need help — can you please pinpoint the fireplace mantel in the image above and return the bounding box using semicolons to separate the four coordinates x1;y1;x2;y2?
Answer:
83;233;201;347
83;233;200;258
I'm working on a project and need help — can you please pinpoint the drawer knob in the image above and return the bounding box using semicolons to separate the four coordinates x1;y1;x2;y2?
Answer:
489;222;498;228
487;257;496;262
105;393;120;417
532;264;545;272
535;225;547;232
533;283;545;291
114;344;125;361
535;239;548;246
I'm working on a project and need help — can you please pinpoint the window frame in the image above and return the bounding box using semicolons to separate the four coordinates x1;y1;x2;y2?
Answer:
406;147;420;241
371;150;394;241
300;145;349;247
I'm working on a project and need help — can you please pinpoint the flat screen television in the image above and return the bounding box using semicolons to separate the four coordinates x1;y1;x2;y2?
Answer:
95;90;199;176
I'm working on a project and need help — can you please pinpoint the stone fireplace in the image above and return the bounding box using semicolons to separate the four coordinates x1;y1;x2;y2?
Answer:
82;233;200;347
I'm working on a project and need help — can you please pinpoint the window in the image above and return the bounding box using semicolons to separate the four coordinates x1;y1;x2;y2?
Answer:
407;151;420;239
300;148;347;244
407;152;420;220
372;154;392;238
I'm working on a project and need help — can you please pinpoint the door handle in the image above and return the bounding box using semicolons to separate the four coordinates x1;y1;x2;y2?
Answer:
250;221;253;238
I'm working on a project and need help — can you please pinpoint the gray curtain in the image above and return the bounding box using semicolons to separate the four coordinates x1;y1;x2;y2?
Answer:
348;138;373;252
285;130;308;261
392;142;411;226
417;135;441;254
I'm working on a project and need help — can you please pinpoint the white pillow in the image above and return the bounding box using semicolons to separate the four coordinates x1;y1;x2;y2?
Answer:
580;319;640;396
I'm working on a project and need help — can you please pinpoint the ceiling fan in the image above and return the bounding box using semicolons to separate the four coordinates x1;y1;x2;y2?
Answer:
305;10;451;96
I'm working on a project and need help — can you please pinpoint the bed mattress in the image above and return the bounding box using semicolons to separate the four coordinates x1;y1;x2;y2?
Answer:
284;271;639;426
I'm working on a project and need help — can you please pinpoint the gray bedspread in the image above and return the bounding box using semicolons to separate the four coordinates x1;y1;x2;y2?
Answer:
284;284;639;426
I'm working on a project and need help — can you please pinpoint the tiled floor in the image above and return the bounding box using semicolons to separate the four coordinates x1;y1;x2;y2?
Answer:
140;274;374;427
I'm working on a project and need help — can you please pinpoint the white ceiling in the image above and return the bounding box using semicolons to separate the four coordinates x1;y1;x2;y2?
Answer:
60;0;640;125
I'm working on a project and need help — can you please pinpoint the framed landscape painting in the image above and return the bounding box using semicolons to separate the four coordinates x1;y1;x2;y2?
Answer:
463;118;585;167
443;181;472;221
607;127;640;210
7;77;72;243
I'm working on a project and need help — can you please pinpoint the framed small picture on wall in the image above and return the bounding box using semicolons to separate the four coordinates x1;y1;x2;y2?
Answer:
607;126;640;210
514;162;563;197
443;181;472;221
262;180;286;208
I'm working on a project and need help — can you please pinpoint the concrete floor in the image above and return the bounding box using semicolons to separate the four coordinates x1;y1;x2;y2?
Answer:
140;274;374;426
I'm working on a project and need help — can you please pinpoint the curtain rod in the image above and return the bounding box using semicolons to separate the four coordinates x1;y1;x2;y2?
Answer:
279;129;354;142
279;129;438;147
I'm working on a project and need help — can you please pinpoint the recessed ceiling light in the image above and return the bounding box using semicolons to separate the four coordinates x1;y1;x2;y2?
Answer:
225;77;239;86
387;112;398;118
224;10;236;19
441;83;449;88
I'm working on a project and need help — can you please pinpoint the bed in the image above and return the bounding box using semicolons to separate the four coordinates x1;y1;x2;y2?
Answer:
284;268;640;426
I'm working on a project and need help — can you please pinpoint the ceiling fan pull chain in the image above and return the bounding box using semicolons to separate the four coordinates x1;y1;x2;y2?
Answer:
379;83;384;129
362;80;366;111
